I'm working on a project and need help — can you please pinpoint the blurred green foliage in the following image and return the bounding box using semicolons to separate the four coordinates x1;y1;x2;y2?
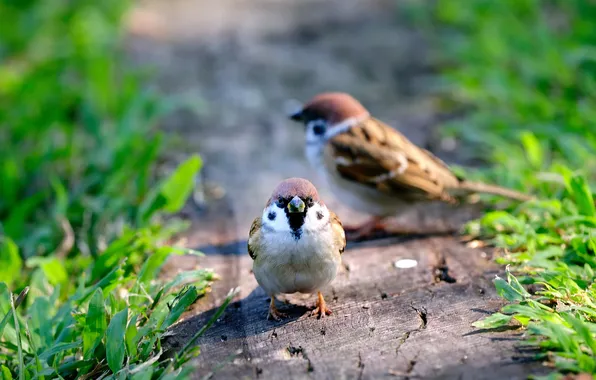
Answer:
433;0;596;190
0;0;180;260
0;0;226;378
419;0;596;377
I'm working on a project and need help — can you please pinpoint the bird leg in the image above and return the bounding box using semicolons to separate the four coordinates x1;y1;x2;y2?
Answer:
268;296;287;321
345;216;459;241
311;291;332;318
344;216;387;241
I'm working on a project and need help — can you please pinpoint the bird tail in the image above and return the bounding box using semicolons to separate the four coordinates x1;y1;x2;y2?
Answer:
455;180;535;202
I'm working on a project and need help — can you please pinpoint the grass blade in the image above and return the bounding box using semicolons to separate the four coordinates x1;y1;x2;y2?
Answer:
0;237;22;288
1;365;13;380
83;288;107;359
106;307;129;373
472;313;513;329
10;292;24;380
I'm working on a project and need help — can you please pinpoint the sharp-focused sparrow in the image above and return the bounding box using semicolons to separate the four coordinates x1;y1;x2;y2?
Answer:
248;178;346;320
289;92;534;240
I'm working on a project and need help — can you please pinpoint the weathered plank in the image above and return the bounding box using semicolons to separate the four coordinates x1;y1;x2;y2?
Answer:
164;235;548;379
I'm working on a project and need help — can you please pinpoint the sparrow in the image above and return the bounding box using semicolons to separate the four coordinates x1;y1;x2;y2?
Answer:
288;92;534;240
248;178;346;320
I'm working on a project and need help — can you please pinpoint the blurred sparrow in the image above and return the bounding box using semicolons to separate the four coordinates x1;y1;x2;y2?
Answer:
289;92;533;240
248;178;346;320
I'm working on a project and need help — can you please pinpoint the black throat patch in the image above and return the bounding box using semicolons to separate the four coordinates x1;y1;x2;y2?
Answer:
286;210;307;240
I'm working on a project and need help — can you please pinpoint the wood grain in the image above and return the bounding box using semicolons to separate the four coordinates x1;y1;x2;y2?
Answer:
164;234;548;379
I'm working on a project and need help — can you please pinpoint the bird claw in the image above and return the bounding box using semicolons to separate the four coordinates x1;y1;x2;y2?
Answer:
268;306;288;321
312;291;332;319
344;217;387;242
311;305;332;319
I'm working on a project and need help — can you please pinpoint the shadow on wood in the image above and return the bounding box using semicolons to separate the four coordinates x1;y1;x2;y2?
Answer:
163;236;548;379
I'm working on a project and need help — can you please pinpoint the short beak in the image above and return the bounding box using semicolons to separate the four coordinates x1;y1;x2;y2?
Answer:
287;196;305;213
285;99;304;122
289;110;303;122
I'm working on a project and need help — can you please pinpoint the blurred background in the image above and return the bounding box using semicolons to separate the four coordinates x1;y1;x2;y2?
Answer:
126;0;453;246
3;0;595;257
126;0;596;247
1;0;596;376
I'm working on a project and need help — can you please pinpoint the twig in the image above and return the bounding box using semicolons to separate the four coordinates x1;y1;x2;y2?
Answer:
55;217;75;259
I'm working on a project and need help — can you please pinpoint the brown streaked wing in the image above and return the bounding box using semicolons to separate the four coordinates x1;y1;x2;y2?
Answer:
325;118;458;202
329;210;346;254
374;118;461;188
247;216;262;260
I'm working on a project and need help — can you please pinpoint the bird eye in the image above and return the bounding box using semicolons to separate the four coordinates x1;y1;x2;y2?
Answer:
308;120;327;136
305;197;314;207
313;124;326;136
276;197;286;208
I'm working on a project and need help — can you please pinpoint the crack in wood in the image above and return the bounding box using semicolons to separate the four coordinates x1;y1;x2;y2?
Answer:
332;287;339;301
406;354;419;378
375;283;389;300
396;306;428;356
433;256;457;284
411;305;428;329
395;331;411;356
287;344;314;373
357;352;365;380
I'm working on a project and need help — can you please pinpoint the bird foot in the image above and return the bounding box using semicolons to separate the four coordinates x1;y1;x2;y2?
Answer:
268;307;288;321
345;217;458;241
311;292;332;319
268;298;288;321
344;217;387;242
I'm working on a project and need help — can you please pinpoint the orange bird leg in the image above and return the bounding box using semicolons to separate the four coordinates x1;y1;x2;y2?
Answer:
268;297;288;321
343;216;387;241
311;291;332;318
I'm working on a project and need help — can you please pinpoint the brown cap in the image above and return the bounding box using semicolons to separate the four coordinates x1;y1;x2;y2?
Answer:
293;92;369;124
268;178;321;205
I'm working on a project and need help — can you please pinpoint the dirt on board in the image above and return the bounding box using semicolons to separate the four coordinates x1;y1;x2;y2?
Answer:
125;0;549;378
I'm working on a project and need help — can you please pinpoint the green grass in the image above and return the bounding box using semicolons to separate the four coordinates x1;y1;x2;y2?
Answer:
414;0;596;377
0;1;230;378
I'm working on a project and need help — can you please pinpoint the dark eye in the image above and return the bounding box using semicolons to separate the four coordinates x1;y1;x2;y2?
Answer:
305;197;314;207
276;197;286;208
313;124;326;136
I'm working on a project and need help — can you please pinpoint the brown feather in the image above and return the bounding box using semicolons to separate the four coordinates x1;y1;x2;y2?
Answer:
267;178;322;206
247;216;261;260
301;92;369;124
297;92;532;206
329;210;346;255
327;117;459;203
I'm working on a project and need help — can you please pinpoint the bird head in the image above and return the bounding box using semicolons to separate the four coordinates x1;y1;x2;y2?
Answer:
262;178;329;239
288;92;370;146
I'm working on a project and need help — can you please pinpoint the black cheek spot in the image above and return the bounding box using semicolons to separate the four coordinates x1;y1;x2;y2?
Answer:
316;211;324;220
268;212;276;221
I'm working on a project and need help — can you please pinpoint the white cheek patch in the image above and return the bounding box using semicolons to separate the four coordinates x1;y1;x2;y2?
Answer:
262;204;291;232
324;113;370;140
305;120;328;169
304;203;330;232
262;203;330;234
305;119;328;145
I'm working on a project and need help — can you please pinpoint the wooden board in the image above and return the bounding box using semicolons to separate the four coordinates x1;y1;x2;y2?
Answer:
164;234;549;379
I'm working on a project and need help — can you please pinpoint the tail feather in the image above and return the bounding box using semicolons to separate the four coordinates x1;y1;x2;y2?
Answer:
455;180;535;202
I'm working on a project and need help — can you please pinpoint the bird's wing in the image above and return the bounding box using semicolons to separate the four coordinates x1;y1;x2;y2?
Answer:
247;216;262;260
329;210;346;255
325;117;459;203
